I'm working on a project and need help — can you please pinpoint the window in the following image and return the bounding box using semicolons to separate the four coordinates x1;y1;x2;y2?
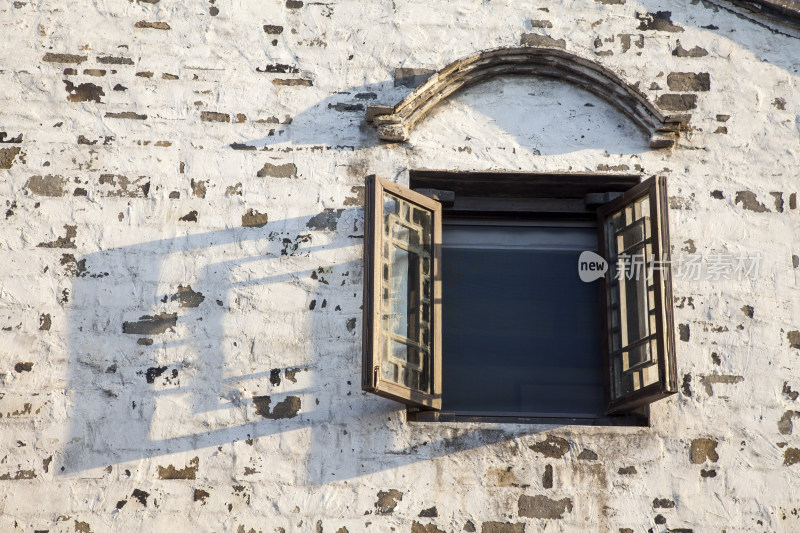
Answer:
362;173;677;422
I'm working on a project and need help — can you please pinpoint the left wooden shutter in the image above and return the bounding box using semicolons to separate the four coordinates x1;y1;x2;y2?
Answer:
362;175;442;409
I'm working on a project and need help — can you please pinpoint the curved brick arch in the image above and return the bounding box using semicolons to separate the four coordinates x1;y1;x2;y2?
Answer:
367;46;689;149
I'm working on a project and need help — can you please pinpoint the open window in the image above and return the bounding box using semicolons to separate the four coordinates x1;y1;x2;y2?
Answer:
362;174;676;422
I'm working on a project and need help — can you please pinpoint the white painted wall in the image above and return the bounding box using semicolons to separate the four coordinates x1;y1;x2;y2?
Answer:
1;0;799;531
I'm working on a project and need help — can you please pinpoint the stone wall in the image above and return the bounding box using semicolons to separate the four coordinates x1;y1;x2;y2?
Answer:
1;0;799;531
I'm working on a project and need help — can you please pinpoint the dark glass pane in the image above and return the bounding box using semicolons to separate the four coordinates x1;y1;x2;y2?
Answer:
441;225;603;416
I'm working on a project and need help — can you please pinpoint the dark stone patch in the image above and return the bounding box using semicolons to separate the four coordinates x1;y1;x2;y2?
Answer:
157;456;199;479
673;42;708;57
74;520;92;533
264;24;283;34
256;63;299;74
344;185;364;206
418;506;438;517
710;190;724;199
162;73;178;80
105;111;147;120
464;520;476;532
309;299;316;310
242;209;268;228
134;21;171;29
785;448;800;466
190;178;207;198
0;132;22;143
209;6;219;15
518;494;573;519
682;239;696;253
0;147;22;169
346;318;357;332
740;305;754;318
637;11;684;31
699;375;743;396
270;369;281;386
682;374;692;397
39;314;51;331
145;366;168;384
678;324;690;342
123;313;178;335
480;523;524;533
131;489;149;506
113;83;127;91
666;72;710;91
37;224;77;249
0;469;35;480
618;466;637;475
735;191;769;212
193;488;209;502
230;142;256;150
655;94;697;111
530;435;570;458
171;285;205;308
784;382;799;401
286;0;303;7
542;464;553;489
595;0;625;4
115;500;127;509
78;135;96;145
137;338;153;346
201;111;230;123
307;209;343;231
272;78;313;86
356;92;377;99
60;254;88;277
778;410;800;435
690;438;718;464
520;33;566;48
253;395;301;419
97;56;134;65
577;448;597;461
790;194;797;210
773;97;787;110
14;362;33;372
655;514;666;524
794;256;800;269
179;211;198;222
787;331;800;349
63;80;104;103
285;368;302;383
530;19;553;27
411;523;446;533
43;52;87;64
257;162;297;178
375;489;403;514
701;469;716;478
328;103;364;112
136;71;153;78
394;67;436;88
714;126;727;134
83;69;106;77
653;498;675;508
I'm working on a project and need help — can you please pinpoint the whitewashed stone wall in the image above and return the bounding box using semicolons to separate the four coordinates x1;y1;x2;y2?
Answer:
1;1;799;532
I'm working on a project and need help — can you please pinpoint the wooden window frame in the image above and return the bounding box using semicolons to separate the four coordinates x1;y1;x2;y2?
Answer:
362;173;677;420
597;175;677;415
362;175;443;409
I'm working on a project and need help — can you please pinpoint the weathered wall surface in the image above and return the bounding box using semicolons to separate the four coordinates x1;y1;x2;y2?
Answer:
1;0;799;531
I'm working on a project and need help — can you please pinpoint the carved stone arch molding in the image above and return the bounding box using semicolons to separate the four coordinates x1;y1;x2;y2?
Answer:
366;46;690;149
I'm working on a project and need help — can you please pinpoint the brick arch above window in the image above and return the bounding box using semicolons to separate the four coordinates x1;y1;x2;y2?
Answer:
366;46;689;149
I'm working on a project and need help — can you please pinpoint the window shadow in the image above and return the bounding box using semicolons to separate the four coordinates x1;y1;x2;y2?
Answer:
62;208;550;482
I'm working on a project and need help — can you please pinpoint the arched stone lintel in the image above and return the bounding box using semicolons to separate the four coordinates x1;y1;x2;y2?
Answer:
366;46;689;150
